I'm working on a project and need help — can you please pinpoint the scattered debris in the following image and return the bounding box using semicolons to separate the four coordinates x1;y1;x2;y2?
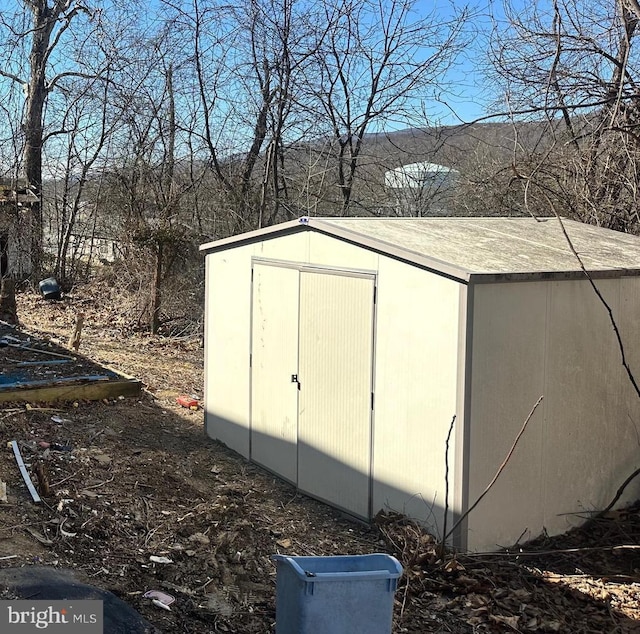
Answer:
176;395;199;409
143;590;175;604
24;526;53;545
205;589;234;617
79;489;101;498
17;360;71;367
34;460;51;497
0;479;7;503
0;321;142;404
149;556;173;565
10;439;41;503
144;590;175;612
0;285;637;634
0;338;73;360
188;532;210;546
50;442;72;452
59;524;77;538
151;599;172;612
92;452;112;466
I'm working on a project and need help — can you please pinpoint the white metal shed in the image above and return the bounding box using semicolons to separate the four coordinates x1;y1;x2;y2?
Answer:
200;216;640;552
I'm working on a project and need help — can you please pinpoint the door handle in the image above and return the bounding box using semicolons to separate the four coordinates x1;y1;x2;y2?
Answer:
291;374;300;389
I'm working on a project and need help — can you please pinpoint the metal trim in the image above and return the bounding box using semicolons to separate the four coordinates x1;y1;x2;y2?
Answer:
453;281;474;551
251;256;377;278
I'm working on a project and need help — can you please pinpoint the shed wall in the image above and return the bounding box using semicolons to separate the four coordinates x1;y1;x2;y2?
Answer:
204;247;253;455
466;282;547;551
467;278;640;552
372;256;461;533
618;276;640;509
204;233;310;455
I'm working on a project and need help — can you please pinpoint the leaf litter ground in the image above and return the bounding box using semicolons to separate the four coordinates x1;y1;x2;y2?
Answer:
0;284;638;633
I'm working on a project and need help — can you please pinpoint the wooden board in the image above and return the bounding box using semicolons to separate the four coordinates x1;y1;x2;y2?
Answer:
0;377;141;404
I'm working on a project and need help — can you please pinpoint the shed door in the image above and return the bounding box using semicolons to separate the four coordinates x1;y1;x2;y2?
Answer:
250;264;299;482
297;270;375;518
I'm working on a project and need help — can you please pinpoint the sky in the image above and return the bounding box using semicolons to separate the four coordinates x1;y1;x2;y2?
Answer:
0;0;519;131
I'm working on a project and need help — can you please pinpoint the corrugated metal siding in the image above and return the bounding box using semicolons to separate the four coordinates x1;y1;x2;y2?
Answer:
467;278;640;551
617;277;640;508
541;279;622;534
371;256;461;532
308;232;379;270
297;270;375;518
250;264;299;482
203;248;253;456
467;282;547;551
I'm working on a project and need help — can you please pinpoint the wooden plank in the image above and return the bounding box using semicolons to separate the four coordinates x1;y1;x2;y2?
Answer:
11;440;41;503
17;360;71;367
0;378;141;404
2;342;74;360
0;374;112;390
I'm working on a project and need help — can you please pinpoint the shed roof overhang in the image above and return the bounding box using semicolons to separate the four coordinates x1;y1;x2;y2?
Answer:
200;216;640;284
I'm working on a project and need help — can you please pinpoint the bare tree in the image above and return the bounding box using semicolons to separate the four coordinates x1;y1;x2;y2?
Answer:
184;0;470;228
47;73;116;281
486;0;640;230
308;0;468;215
185;0;320;232
0;1;96;273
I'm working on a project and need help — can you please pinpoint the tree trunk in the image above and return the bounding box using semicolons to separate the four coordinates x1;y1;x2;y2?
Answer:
0;277;19;325
23;1;77;276
23;5;50;277
150;242;162;335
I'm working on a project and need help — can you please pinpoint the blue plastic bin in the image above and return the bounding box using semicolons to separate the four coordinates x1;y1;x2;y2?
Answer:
273;553;403;634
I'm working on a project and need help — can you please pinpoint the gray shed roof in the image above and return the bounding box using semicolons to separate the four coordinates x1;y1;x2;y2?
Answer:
200;216;640;283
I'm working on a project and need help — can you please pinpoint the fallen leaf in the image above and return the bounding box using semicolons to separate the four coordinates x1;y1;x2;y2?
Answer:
443;558;465;573
79;489;100;498
489;614;520;630
540;619;562;632
189;532;210;546
25;527;54;545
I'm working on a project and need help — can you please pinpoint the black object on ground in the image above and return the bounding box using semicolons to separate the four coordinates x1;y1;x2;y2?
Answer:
0;567;159;633
38;278;61;300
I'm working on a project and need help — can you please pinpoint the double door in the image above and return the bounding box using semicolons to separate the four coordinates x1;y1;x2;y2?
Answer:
250;262;375;518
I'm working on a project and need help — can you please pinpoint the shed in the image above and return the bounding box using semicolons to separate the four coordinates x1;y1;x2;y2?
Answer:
200;216;640;552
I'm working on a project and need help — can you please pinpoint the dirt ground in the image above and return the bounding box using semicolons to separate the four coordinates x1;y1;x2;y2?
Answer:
1;284;640;633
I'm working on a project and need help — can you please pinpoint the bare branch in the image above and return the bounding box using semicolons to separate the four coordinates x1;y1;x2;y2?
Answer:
0;69;26;85
444;396;544;544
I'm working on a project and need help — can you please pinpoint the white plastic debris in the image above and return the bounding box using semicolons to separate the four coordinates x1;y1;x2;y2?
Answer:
144;590;175;612
149;556;173;564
